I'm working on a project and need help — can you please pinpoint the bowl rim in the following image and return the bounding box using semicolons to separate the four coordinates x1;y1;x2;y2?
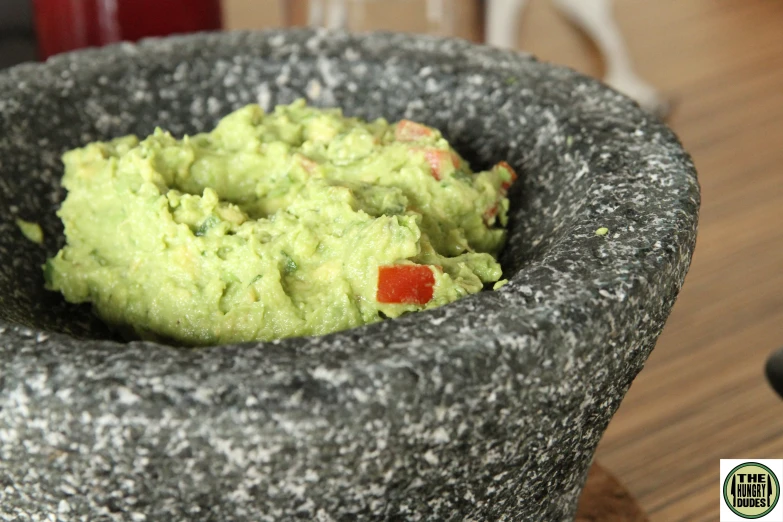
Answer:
0;28;699;377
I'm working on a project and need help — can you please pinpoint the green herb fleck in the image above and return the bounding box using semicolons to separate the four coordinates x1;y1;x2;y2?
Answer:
281;252;298;274
16;219;43;244
452;169;472;183
566;136;574;147
595;227;609;236
90;249;109;267
505;76;518;86
250;275;263;285
195;216;220;237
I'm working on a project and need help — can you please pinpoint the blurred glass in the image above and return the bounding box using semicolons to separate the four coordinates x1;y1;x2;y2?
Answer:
307;0;455;36
241;0;483;42
0;0;37;69
33;0;223;59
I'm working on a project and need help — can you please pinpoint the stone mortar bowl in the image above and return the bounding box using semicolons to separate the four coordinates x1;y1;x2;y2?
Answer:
0;30;699;521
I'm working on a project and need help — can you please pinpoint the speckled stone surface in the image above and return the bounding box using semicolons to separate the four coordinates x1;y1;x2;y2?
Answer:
0;30;699;521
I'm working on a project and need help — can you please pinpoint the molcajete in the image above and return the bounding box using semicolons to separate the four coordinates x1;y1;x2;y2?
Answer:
0;30;699;521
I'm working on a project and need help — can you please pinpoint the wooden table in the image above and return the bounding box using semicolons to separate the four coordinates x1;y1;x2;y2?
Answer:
516;1;783;520
576;463;648;521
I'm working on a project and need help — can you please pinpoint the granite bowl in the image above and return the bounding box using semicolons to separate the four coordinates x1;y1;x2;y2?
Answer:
0;30;699;521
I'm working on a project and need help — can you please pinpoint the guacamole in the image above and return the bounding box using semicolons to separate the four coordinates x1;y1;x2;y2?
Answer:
46;100;516;345
17;219;44;244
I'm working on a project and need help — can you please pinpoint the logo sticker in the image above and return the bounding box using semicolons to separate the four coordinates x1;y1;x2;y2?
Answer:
722;460;783;521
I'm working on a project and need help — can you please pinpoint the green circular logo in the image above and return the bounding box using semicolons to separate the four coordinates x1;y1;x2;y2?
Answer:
723;462;780;519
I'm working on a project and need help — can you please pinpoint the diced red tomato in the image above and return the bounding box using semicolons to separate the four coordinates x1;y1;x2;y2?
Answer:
483;204;498;224
298;156;319;174
495;161;518;191
450;151;462;168
423;149;459;181
377;265;435;305
395;120;434;142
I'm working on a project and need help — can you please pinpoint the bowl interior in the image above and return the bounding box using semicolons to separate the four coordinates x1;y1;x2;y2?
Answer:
0;32;597;342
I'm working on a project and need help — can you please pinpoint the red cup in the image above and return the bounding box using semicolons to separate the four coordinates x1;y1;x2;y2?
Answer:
33;0;223;59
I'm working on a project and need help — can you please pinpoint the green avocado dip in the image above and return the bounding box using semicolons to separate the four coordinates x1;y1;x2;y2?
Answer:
45;100;516;345
16;219;44;244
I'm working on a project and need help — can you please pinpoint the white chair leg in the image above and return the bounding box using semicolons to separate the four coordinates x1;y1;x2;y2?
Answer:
550;0;669;116
426;0;444;25
426;0;455;36
325;0;348;30
485;0;530;49
307;0;325;26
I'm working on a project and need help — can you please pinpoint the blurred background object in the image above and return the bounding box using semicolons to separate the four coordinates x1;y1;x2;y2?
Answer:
0;0;484;68
548;0;668;116
765;347;783;400
484;0;666;115
221;0;483;41
32;0;222;59
2;0;662;115
0;0;37;69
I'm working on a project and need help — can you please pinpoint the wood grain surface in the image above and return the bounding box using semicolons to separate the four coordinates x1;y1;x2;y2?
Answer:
515;1;783;520
576;463;648;522
222;2;783;519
